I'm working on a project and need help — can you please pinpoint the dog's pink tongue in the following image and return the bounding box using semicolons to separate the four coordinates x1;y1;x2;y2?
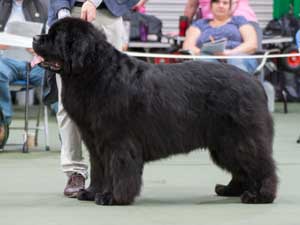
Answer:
31;55;44;68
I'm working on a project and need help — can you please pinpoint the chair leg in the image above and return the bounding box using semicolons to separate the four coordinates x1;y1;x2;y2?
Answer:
39;73;50;151
44;106;50;151
23;63;31;153
282;90;288;114
35;73;50;151
34;100;42;146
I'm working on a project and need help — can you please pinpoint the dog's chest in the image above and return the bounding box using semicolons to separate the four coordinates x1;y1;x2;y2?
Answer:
61;80;94;123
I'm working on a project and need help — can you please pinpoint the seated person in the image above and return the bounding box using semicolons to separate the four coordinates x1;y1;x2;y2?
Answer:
184;0;257;23
0;0;47;149
182;0;258;74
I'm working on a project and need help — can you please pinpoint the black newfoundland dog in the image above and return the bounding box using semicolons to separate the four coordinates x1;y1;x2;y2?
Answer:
33;17;277;205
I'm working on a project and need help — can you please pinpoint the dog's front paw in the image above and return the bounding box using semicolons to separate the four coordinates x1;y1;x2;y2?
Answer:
95;192;114;205
241;191;258;203
77;189;96;201
215;183;243;197
215;184;227;196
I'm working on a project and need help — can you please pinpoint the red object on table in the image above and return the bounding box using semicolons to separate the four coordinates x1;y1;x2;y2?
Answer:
179;16;189;37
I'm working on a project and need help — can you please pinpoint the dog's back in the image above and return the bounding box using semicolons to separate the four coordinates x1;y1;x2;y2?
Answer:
113;59;271;160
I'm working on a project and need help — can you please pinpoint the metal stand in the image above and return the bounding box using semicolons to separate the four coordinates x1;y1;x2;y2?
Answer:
34;76;50;151
282;90;288;114
22;63;31;153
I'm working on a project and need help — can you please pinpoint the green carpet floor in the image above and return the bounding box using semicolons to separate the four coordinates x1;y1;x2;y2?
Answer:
0;103;299;225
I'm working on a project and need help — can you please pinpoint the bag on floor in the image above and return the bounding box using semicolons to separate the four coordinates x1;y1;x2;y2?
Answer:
282;71;300;101
267;70;300;102
264;14;300;38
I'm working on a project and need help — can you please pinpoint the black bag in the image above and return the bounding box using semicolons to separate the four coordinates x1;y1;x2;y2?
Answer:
263;19;282;36
264;14;300;38
42;70;58;105
282;71;300;102
267;70;300;102
123;11;162;41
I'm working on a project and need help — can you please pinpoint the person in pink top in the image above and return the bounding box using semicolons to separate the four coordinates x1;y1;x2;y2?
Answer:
184;0;257;22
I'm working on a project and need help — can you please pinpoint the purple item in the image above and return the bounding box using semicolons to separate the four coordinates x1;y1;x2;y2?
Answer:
139;22;148;42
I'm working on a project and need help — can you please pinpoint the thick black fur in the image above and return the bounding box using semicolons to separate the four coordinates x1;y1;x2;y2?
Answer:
33;17;278;205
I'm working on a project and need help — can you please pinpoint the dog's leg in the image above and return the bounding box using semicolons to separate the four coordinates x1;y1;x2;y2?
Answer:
78;153;104;201
112;150;143;205
95;142;143;205
237;129;278;204
240;156;277;204
209;150;246;196
209;133;277;204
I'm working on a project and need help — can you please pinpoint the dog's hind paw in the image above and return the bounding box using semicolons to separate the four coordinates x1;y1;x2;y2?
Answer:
215;184;243;197
241;190;275;204
241;189;276;204
77;189;95;201
95;192;114;205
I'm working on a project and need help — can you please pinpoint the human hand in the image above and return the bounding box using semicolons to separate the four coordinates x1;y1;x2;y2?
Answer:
81;0;97;22
0;44;10;50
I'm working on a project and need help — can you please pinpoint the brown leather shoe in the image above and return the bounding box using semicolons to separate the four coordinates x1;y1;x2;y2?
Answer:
64;173;85;198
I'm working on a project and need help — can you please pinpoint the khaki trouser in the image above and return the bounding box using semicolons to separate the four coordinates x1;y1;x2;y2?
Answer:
56;7;123;178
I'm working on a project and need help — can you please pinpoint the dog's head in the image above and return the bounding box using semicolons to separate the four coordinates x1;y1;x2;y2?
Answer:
32;17;107;74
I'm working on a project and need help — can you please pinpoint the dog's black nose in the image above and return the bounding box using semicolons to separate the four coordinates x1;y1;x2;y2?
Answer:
33;35;40;43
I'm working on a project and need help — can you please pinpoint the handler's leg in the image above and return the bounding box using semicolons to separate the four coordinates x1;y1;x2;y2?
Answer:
56;74;87;197
93;9;123;50
71;7;123;50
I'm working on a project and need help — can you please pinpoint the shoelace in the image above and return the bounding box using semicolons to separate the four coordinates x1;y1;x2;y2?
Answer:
70;174;84;187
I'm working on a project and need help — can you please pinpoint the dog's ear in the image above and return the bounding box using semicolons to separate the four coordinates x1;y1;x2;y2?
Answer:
66;36;96;74
68;29;109;74
62;25;109;74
